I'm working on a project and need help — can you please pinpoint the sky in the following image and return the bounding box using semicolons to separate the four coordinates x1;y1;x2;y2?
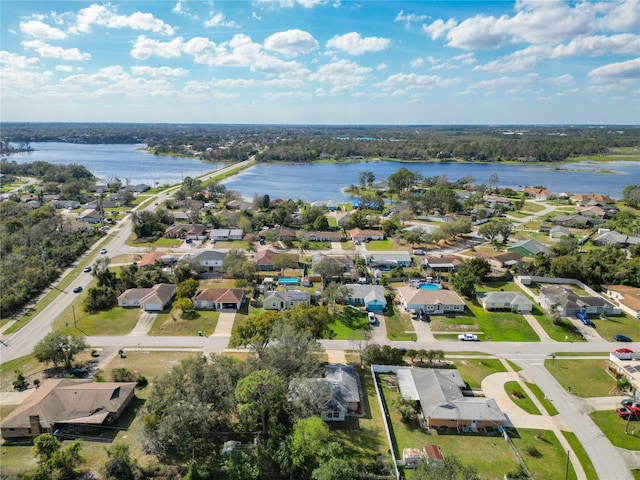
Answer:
1;0;639;125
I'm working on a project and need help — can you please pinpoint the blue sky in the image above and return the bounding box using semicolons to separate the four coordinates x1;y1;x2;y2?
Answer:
1;0;638;124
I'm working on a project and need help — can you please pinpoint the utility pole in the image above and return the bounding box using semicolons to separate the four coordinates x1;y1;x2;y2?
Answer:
564;449;570;480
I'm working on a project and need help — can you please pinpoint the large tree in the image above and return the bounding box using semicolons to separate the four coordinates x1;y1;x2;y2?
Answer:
413;456;480;480
229;310;282;358
235;369;285;440
320;282;351;312
313;257;345;284
33;331;88;369
261;322;323;382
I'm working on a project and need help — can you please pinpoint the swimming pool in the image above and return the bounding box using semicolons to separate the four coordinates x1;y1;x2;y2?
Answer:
278;277;299;285
418;283;441;290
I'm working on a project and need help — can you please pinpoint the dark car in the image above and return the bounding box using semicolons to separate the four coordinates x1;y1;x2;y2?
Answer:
621;399;640;408
83;266;92;273
72;286;83;293
614;334;632;342
67;368;88;378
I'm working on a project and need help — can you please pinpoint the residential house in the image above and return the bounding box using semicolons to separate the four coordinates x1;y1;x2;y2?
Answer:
593;231;640;247
53;200;81;210
193;250;226;275
423;255;464;272
601;285;640;319
403;223;439;235
117;283;176;311
226;199;254;211
290;365;361;422
255;249;299;271
311;253;354;274
396;367;506;431
523;187;551;200
263;290;310;310
344;284;387;312
0;379;136;440
551;214;594;228
64;220;92;233
172;211;190;222
77;208;103;224
476;291;533;312
164;224;207;240
365;252;412;271
209;228;244;241
549;226;573;242
333;211;351;227
310;200;339;211
397;286;466;314
507;239;549;257
257;226;297;241
299;231;345;242
193;288;245;310
137;251;176;268
539;285;618;317
476;251;523;269
348;228;384;242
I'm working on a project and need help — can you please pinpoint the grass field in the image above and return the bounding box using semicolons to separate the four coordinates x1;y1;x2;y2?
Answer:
330;307;371;340
590;410;640;450
466;300;539;342
562;431;598;480
504;381;542;415
591;313;640;342
453;358;507;390
363;239;397;251
384;307;417;342
53;302;141;335
532;307;585;342
526;382;559;416
545;359;617;397
148;310;220;336
511;429;577;480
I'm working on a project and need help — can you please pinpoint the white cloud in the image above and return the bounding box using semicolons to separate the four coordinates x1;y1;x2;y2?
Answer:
172;1;186;14
595;0;640;32
326;32;390;55
551;34;640;58
22;40;91;61
453;53;477;65
70;4;174;35
474;45;547;72
131;66;189;77
0;51;41;68
376;63;387;71
264;29;319;56
394;10;428;28
309;58;372;89
423;18;457;41
204;12;240;28
252;0;328;8
588;57;640;82
20;20;67;40
211;78;256;88
545;74;573;86
470;73;539;92
131;36;184;59
55;65;74;72
377;72;461;90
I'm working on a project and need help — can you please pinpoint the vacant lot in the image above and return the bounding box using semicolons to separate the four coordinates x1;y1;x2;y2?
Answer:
149;309;220;336
590;410;640;451
545;358;616;397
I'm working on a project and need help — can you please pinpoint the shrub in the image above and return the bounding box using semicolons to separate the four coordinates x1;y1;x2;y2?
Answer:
525;445;542;458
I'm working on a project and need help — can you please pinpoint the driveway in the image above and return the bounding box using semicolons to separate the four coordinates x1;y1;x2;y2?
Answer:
128;311;157;336
211;311;236;337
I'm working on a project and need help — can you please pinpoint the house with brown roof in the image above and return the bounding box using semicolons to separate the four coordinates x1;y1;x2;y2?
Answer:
255;249;299;271
137;251;175;268
602;285;640;319
523;187;551;200
422;255;464;271
475;251;523;269
117;283;176;311
398;286;466;314
1;379;136;440
164;224;207;240
257;226;297;241
193;288;245;310
65;220;93;232
348;228;384;242
299;231;346;242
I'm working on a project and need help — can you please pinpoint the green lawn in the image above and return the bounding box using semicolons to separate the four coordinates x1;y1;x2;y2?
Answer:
53;302;140;335
429;309;479;333
453;358;507;390
378;374;520;479
364;239;397;251
545;359;617;397
148;310;220;336
526;382;559;416
511;429;577;480
591;313;640;342
532;306;585;342
0;354;42;392
329;307;371;340
562;431;598;480
504;381;542;415
590;410;640;450
467;300;540;342
385;306;417;342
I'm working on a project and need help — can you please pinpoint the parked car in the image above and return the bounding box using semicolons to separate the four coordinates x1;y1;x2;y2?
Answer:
83;266;92;273
616;406;640;418
72;286;83;293
67;368;88;378
458;333;479;341
409;309;419;320
368;311;377;325
616;348;634;354
100;248;107;254
614;334;632;342
621;399;640;408
185;238;193;244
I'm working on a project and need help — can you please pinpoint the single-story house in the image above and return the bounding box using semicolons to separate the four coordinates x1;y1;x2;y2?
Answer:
539;285;619;317
255;249;299;271
348;228;384;242
507;239;549;257
209;228;244;241
164;224;207;240
344;284;387;312
397;367;506;431
551;214;595;228
593;231;640;247
310;200;339;211
263;290;310;310
397;286;466;314
257;226;297;241
64;220;93;233
137;251;176;268
172;211;190;222
290;365;361;422
549;226;573;242
117;283;176;311
423;255;464;272
227;199;254;211
523;187;551;200
53;200;81;210
474;251;523;269
299;231;345;242
192;288;245;310
77;208;103;224
1;379;136;440
365;252;412;270
333;211;351;227
601;285;640;319
311;253;354;272
193;250;227;275
476;291;533;312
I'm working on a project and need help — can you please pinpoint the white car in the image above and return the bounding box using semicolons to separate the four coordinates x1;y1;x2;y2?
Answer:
458;333;479;341
368;311;377;324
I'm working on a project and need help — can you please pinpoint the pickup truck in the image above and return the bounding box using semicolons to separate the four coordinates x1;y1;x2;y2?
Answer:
458;333;479;341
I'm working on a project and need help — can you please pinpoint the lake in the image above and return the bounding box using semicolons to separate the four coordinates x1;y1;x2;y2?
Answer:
5;143;638;201
6;142;222;187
